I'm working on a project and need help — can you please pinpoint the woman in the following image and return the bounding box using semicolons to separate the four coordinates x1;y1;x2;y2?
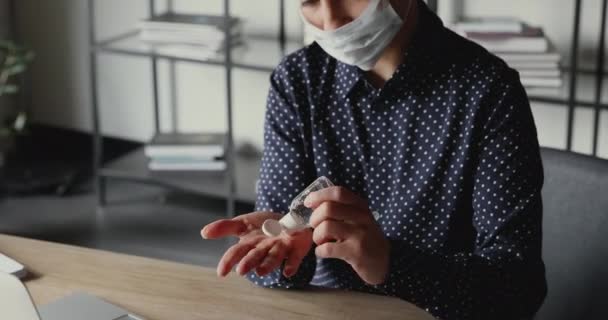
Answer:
202;0;547;319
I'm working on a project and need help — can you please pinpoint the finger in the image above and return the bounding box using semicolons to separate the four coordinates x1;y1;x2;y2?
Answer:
312;220;354;246
283;252;305;278
308;201;368;229
315;241;353;263
202;219;247;239
304;186;369;210
202;211;282;239
256;241;287;277
233;211;283;228
217;242;255;277
236;239;275;276
283;230;313;277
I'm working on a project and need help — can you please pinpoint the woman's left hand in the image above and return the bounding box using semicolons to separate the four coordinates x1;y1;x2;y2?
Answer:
304;186;390;285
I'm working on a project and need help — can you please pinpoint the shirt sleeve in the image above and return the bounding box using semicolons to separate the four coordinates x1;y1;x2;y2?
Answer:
246;68;317;289
373;72;547;320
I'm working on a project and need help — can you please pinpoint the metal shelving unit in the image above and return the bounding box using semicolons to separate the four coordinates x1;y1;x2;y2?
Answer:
526;0;608;155
89;0;293;216
435;0;608;156
89;0;608;215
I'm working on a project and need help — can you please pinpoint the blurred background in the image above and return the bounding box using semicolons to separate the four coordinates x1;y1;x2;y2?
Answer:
4;0;608;154
0;1;607;318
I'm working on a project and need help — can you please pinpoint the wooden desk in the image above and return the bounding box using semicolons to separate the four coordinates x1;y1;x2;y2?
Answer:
0;234;434;320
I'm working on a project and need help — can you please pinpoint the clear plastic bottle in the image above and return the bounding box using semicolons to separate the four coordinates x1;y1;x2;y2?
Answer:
262;176;334;237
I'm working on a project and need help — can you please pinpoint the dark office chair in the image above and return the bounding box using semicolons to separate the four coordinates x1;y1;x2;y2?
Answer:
535;148;608;319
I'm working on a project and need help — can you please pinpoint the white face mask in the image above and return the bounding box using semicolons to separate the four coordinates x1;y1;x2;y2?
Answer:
301;0;407;71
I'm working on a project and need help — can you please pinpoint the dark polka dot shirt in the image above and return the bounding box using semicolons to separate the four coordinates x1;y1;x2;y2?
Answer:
248;2;547;319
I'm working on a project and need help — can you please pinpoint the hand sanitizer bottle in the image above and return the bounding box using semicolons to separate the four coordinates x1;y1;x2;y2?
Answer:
262;176;334;237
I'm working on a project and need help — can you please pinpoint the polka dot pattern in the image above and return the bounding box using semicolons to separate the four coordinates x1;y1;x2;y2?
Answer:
247;2;546;319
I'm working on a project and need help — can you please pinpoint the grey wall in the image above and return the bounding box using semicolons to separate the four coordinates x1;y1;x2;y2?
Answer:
12;0;608;158
463;0;608;157
15;0;304;150
0;0;9;38
0;0;15;119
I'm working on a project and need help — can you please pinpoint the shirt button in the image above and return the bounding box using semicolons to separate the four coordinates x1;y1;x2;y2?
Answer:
367;156;385;171
372;211;381;221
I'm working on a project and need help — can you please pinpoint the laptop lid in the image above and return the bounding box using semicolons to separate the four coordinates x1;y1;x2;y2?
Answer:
0;271;143;320
37;292;142;320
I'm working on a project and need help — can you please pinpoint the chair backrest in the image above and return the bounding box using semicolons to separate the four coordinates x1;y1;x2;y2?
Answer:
536;148;608;319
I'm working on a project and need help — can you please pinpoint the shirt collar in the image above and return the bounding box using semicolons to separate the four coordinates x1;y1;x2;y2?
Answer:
332;0;445;101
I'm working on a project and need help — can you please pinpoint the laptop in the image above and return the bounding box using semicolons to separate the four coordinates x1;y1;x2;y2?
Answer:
0;271;144;320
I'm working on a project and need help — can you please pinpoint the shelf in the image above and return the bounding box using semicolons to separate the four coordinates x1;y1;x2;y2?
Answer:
94;30;304;72
100;147;260;204
93;32;608;109
526;71;608;109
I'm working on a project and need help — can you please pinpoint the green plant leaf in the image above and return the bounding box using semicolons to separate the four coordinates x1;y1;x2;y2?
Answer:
9;51;34;63
0;41;18;51
4;63;27;76
0;41;33;95
13;111;27;132
0;84;18;95
0;127;11;137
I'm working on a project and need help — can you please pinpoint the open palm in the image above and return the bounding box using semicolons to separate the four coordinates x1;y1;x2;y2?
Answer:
201;211;313;278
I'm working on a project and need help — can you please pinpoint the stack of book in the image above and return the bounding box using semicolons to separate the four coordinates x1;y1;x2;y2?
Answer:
454;18;562;88
138;12;242;57
145;133;227;171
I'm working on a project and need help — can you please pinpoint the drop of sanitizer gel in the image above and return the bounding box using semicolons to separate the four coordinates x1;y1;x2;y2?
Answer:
262;176;334;237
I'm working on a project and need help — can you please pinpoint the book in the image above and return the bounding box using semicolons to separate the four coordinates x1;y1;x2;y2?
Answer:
518;69;561;78
463;25;544;39
507;61;560;70
474;38;548;53
140;12;241;33
145;132;226;159
148;159;227;171
147;155;225;162
464;28;549;53
520;76;563;88
454;18;563;88
139;12;242;48
496;52;561;63
455;17;524;33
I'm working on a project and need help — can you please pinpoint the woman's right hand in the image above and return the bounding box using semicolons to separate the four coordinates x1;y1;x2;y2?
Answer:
201;211;313;278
